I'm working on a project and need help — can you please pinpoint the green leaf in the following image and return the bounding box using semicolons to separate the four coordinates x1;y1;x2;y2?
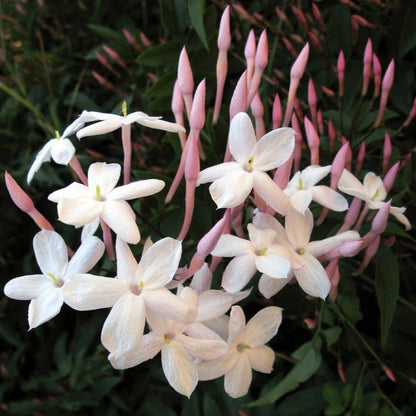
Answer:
322;326;342;347
88;24;122;42
187;0;209;50
159;0;187;35
374;244;399;347
337;293;363;324
399;6;416;57
247;342;322;406
136;41;182;67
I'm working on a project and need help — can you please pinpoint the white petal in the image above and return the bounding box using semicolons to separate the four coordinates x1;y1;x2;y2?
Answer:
81;218;100;241
363;172;386;201
88;162;121;195
338;169;369;201
27;140;54;184
221;255;257;293
252;127;295;171
198;354;235;381
137;237;182;288
48;182;91;202
196;290;233;322
76;118;122;138
61;117;86;137
228;305;246;342
224;353;252;398
301;165;331;188
115;237;138;283
288;189;314;214
255;253;291;279
312;186;348;211
66;236;105;277
197;162;240;185
285;208;313;249
101;200;140;244
79;111;120;121
176;333;228;360
101;293;146;355
58;198;103;227
33;230;68;277
307;230;361;258
211;234;254;257
133;115;186;133
252;212;289;246
258;274;291;299
248;345;275;373
294;253;330;299
243;306;283;347
109;332;163;369
247;224;276;249
228;112;257;163
62;274;129;310
108;179;165;200
253;171;291;215
390;206;411;230
161;341;198;397
28;287;64;329
4;275;53;300
209;170;253;208
50;138;75;165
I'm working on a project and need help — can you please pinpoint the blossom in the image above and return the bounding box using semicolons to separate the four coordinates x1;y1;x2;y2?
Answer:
63;237;197;358
198;305;282;398
4;230;104;329
48;162;165;244
253;209;361;299
211;224;299;293
198;112;294;214
27;117;85;184
76;108;185;138
338;169;411;230
284;165;348;214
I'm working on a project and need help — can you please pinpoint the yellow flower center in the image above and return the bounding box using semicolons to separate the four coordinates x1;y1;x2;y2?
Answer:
298;248;306;255
237;343;251;352
46;272;63;287
95;185;102;200
122;101;128;117
259;247;268;256
298;177;304;190
371;188;380;201
246;156;254;171
55;130;61;140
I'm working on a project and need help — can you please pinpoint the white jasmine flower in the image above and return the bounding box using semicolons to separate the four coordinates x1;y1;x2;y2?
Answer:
285;165;348;214
4;230;104;329
198;112;294;214
338;169;411;230
198;306;282;398
48;162;165;244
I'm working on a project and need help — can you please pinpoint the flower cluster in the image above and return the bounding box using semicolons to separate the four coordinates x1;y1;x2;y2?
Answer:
4;6;413;401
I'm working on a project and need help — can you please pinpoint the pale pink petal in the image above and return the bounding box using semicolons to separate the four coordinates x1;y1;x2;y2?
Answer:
50;138;75;165
363;172;386;201
389;206;411;230
288;189;313;214
109;332;163;369
338;169;369;201
307;231;360;258
248;345;275;373
197;162;240;184
221;255;257;293
198;354;235;381
228;305;246;342
301;165;331;187
136;237;182;288
81;218;100;241
28;287;64;329
243;306;283;347
62;274;129;310
108;179;165;200
79;111;121;121
253;171;290;215
252;127;295;171
130;113;185;133
247;224;276;249
27;140;54;184
115;237;138;283
58;198;103;226
228;112;257;163
196;290;233;322
285;208;313;249
252;212;289;246
66;236;105;277
258;274;291;299
4;275;53;300
48;182;91;202
101;293;146;355
211;234;254;257
312;186;348;211
76;118;122;138
162;340;198;397
88;163;121;194
224;353;252;398
209;170;253;208
176;333;228;360
294;253;330;299
186;321;225;342
255;253;291;279
101;200;140;244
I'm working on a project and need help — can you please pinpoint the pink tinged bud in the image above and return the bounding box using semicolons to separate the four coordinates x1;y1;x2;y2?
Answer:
362;39;373;96
197;210;230;258
338;197;362;233
337;50;345;97
382;364;396;382
292;112;303;172
122;28;142;52
283;43;309;127
317;109;324;135
247;30;268;104
339;240;363;257
382;133;392;175
231;3;254;24
331;142;350;187
251;93;265;139
304;116;320;165
244;30;256;84
404;96;416;126
321;86;336;98
102;45;128;71
190;79;206;132
328;119;337;152
338;361;347;383
354;141;366;175
272;93;282;128
294;98;304;121
283;37;297;58
372;53;382;97
352;14;376;28
291;6;308;31
400;152;411;169
95;51;120;77
177;47;194;119
384;235;396;248
383;161;399;194
341;137;352;171
374;59;395;127
308;78;318;130
353;234;380;275
308;31;323;53
171;81;186;148
303;318;317;329
218;6;231;50
341;0;360;10
371;200;391;236
312;3;325;29
275;7;288;24
229;71;248;119
139;31;152;48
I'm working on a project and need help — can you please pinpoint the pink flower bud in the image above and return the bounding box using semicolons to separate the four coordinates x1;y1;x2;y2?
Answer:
247;30;268;104
122;28;142;52
272;93;282;128
218;6;231;50
362;39;372;96
5;172;34;213
291;6;308;31
338;361;347;383
374;59;395;127
190;79;206;132
331;141;350;186
292;112;303;172
197;210;230;258
251;93;265;139
337;50;345;97
317;109;324;135
382;132;392;175
177;47;194;119
404;96;416;126
244;30;256;84
102;45;128;71
383;161;399;194
308;78;318;129
308;31;323;53
275;7;288;24
370;200;391;236
382;364;396;382
321;86;335;97
312;3;325;29
229;71;248;119
354;141;366;175
328;119;336;152
304;116;320;165
372;53;382;97
282;37;298;59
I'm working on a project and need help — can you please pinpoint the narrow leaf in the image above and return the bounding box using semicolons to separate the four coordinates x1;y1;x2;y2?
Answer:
187;0;209;50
